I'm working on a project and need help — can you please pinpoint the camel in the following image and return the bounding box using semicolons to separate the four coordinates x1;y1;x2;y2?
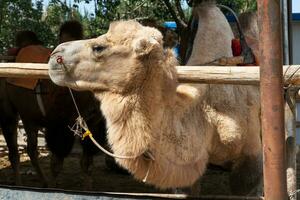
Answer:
238;11;259;64
184;2;262;195
48;19;262;194
0;79;106;188
0;42;107;188
186;1;234;65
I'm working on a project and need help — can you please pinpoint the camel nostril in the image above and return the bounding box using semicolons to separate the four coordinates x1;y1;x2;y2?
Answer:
56;56;64;64
54;55;69;72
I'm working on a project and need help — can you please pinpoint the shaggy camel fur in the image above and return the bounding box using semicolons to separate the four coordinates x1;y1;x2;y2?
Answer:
48;20;262;193
187;2;261;194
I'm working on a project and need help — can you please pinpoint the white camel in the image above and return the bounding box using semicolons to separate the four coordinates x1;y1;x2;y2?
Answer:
184;2;262;195
48;19;262;194
187;1;234;65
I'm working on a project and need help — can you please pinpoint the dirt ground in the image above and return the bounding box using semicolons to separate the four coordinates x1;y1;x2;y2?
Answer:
0;153;229;194
0;129;233;196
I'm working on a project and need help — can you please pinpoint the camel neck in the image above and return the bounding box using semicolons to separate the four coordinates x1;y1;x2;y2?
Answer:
96;90;163;156
95;52;178;156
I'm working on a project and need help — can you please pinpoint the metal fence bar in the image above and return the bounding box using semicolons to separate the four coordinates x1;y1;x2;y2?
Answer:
257;0;288;199
0;185;264;200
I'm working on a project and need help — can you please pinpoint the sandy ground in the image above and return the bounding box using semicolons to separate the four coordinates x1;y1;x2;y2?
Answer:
0;127;233;195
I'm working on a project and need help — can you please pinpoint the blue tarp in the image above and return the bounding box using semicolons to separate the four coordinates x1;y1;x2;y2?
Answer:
163;21;177;29
293;13;300;21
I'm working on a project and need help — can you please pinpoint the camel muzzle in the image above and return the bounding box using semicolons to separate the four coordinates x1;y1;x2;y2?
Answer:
48;40;86;86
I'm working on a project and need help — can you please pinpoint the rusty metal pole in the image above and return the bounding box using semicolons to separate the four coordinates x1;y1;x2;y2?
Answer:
257;0;288;200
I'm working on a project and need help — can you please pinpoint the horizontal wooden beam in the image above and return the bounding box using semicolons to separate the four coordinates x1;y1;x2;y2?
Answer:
176;66;260;85
0;63;48;79
177;65;300;86
0;63;300;86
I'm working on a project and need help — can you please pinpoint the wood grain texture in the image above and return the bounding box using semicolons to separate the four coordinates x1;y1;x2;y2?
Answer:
1;63;300;86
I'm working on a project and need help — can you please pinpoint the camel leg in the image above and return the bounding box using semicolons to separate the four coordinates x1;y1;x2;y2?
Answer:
80;150;94;190
229;154;263;195
45;125;75;187
22;120;49;187
216;110;262;195
228;104;263;196
49;153;64;187
1;117;21;185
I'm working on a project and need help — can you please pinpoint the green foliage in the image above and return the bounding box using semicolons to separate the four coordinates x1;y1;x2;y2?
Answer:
44;0;83;46
0;0;83;54
84;0;174;36
0;0;55;54
0;0;257;55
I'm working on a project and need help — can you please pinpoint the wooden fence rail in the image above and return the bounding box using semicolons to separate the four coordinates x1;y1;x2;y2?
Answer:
177;65;300;85
0;63;300;86
0;63;49;79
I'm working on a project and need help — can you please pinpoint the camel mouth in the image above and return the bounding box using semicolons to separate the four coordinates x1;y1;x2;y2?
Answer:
49;64;68;76
49;62;69;72
49;69;67;86
50;68;66;74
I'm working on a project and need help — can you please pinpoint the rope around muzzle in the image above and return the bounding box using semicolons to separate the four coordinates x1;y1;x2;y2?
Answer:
55;55;154;182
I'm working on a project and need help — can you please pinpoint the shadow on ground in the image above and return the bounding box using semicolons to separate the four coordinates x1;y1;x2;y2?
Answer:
0;140;231;195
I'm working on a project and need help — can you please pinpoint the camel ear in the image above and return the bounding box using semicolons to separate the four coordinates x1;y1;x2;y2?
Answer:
133;36;161;57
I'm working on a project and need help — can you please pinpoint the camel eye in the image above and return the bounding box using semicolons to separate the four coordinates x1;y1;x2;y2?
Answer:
92;45;106;53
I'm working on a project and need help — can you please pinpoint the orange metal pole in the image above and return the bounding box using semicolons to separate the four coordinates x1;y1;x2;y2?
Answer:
257;0;288;199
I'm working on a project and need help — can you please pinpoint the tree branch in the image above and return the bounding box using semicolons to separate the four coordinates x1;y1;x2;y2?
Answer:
94;0;98;14
162;0;187;30
56;0;71;12
175;0;186;22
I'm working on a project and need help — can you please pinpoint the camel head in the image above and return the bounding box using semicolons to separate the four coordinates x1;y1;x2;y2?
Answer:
49;20;164;94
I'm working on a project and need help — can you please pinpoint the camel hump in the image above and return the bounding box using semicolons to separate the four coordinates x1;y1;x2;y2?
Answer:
7;45;52;89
